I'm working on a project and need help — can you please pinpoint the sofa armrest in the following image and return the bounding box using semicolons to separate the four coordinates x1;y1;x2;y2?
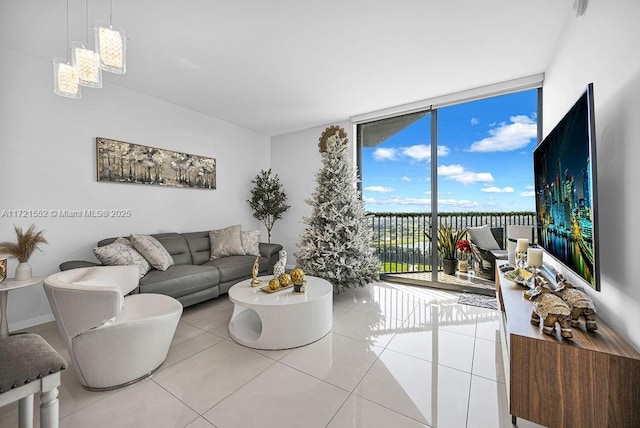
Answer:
259;243;283;258
59;260;103;271
259;243;283;275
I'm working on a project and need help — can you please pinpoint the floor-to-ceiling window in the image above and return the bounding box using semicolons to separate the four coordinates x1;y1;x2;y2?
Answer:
358;88;539;292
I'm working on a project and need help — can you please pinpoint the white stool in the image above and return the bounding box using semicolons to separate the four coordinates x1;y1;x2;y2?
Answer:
0;333;66;428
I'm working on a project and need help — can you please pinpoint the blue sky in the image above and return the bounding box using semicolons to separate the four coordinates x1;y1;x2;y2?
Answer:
362;89;538;213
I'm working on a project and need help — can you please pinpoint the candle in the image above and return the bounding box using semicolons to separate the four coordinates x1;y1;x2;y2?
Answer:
516;238;529;253
527;248;544;268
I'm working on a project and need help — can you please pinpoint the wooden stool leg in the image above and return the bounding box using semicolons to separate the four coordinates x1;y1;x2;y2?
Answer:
18;394;34;428
40;374;60;428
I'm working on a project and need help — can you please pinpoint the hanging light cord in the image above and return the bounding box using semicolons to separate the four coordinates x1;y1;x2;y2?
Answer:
109;0;113;26
85;0;89;45
66;0;69;51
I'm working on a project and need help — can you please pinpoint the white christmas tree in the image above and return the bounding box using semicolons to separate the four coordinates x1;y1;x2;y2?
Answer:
296;133;380;293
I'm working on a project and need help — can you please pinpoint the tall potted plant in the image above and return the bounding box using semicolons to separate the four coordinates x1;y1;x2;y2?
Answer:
0;224;48;280
247;169;290;243
425;224;467;275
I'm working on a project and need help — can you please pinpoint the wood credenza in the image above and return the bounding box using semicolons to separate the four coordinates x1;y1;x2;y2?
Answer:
495;264;640;427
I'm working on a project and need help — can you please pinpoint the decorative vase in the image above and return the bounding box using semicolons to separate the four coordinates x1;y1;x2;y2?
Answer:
15;262;32;281
442;259;457;275
458;259;468;273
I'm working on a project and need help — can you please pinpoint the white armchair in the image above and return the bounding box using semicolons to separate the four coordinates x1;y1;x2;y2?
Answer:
44;265;182;390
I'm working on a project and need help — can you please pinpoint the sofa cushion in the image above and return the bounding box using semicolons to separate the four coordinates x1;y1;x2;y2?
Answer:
139;264;220;299
93;237;151;279
182;231;211;265
209;225;245;259
151;233;193;266
206;255;269;283
241;230;261;256
467;226;501;250
131;234;175;271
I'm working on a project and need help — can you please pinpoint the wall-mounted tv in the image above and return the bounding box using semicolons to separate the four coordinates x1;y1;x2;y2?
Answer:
533;83;599;290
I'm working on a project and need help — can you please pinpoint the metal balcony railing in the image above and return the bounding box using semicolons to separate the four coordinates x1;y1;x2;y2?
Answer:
370;211;535;274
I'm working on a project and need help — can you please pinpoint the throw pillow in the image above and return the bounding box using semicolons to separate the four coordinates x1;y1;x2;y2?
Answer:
130;234;175;271
467;226;501;250
241;230;261;256
93;237;152;279
209;225;245;260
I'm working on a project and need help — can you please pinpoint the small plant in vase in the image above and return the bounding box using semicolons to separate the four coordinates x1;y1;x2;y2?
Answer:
0;224;48;280
456;239;472;273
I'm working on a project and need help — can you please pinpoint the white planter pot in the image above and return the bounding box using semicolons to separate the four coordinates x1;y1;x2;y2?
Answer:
15;262;32;281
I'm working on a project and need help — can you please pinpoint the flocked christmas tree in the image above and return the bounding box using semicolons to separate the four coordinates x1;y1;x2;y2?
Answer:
296;133;380;293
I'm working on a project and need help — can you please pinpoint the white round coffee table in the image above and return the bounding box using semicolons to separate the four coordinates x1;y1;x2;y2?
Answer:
228;275;333;350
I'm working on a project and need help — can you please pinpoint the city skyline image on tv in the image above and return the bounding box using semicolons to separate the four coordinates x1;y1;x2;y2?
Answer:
533;84;599;290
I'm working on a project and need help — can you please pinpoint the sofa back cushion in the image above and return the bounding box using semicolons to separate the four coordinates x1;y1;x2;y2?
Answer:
182;231;211;265
151;233;192;265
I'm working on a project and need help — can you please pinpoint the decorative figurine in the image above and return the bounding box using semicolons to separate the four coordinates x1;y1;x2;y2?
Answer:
529;286;573;339
273;250;287;279
290;267;306;293
551;274;597;331
250;257;261;287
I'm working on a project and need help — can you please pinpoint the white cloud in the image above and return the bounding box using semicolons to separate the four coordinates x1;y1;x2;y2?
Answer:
482;186;514;193
401;176;411;182
438;164;494;184
469;115;536;152
400;144;450;162
520;191;536;197
364;196;431;207
373;147;397;161
438;199;481;208
471;117;479;125
402;144;430;161
364;185;394;193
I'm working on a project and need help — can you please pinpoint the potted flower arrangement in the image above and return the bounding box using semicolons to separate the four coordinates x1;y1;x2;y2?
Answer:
425;225;468;275
0;224;47;280
456;239;472;273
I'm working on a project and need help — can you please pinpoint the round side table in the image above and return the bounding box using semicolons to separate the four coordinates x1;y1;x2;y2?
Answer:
0;276;44;338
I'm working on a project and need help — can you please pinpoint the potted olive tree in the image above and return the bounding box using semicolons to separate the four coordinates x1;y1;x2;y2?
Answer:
247;169;290;243
425;224;467;275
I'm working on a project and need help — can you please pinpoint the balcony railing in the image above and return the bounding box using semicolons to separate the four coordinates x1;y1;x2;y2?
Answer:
370;211;535;274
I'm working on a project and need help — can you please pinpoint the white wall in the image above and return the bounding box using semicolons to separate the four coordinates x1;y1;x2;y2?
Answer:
543;0;640;349
270;121;354;268
0;48;270;331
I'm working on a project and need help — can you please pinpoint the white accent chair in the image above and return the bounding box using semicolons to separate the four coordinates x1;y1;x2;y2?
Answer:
44;266;182;390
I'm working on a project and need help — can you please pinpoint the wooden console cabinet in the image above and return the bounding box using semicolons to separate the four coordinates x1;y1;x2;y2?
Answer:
496;265;640;427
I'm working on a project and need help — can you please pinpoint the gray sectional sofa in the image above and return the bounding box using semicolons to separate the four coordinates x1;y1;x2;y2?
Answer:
60;230;282;307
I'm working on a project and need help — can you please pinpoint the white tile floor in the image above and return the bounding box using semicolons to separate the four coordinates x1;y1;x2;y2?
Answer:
0;281;546;428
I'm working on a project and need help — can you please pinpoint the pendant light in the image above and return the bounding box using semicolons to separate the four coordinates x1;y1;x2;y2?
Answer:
95;0;126;74
72;0;102;88
53;0;81;99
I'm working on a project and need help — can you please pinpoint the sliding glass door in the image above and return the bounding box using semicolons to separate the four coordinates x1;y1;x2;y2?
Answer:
359;89;539;291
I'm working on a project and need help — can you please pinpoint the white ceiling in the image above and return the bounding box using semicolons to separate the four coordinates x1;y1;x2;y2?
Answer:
1;0;574;136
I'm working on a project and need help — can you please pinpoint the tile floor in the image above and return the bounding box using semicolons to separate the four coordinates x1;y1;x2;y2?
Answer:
0;281;545;428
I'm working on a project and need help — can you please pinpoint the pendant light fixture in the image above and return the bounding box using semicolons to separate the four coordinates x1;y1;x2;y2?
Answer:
72;0;102;88
95;0;126;74
53;0;81;99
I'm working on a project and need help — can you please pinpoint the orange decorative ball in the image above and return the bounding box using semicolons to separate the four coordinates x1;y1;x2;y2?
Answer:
279;273;292;286
290;268;305;284
268;278;280;290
